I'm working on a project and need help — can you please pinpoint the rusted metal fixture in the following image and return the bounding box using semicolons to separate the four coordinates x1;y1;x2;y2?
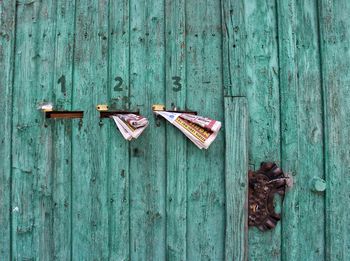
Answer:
248;162;289;231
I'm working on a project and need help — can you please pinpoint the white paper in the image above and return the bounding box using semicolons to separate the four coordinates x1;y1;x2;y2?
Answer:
111;114;148;140
154;111;221;149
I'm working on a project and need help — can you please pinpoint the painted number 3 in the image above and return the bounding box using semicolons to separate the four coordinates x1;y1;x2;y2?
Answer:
172;76;182;92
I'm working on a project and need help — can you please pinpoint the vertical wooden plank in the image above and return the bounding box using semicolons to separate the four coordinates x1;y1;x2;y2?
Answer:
52;119;73;261
318;1;350;260
51;0;75;259
107;0;130;259
165;0;187;260
0;0;16;259
224;97;248;261
221;0;246;96
278;1;325;260
221;3;249;259
11;1;57;259
186;0;225;259
129;0;166;259
243;1;281;260
71;0;109;259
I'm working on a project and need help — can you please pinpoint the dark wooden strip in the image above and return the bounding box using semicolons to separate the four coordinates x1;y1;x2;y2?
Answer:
46;111;84;119
100;111;139;118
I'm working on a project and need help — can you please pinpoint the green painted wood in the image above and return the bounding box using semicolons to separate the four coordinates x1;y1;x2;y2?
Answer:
165;0;187;260
0;0;16;259
221;0;246;96
277;1;326;260
186;0;225;259
52;119;73;261
224;97;248;261
107;0;130;260
318;1;350;260
11;2;57;260
242;1;282;260
51;1;76;259
5;1;350;260
71;0;109;259
129;0;166;259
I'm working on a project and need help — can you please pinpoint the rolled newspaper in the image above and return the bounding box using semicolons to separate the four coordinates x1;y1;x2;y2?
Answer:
154;111;221;149
111;114;148;140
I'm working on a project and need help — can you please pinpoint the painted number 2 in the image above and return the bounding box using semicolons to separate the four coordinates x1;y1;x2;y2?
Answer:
114;76;123;91
172;76;182;92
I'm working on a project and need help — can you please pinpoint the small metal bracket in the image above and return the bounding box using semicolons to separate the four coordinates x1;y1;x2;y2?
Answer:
96;104;140;118
38;102;84;119
248;162;289;231
152;104;198;115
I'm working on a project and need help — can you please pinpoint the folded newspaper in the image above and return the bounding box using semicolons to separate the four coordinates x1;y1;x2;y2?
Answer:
154;111;222;149
111;114;148;140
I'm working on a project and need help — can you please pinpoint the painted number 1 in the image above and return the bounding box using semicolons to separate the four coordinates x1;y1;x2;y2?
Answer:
57;75;66;95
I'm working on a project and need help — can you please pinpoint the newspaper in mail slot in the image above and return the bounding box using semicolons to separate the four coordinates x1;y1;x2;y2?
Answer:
154;111;221;149
111;114;148;140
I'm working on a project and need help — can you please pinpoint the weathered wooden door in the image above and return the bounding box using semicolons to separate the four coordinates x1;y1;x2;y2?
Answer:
3;0;350;260
0;0;250;260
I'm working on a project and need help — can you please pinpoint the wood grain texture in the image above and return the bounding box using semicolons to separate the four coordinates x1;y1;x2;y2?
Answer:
51;1;76;259
129;0;166;259
243;1;282;260
0;0;16;259
186;0;225;259
3;0;350;259
71;0;109;259
224;97;248;261
318;1;350;260
165;0;187;260
11;1;57;259
278;1;325;260
107;0;131;260
221;0;246;96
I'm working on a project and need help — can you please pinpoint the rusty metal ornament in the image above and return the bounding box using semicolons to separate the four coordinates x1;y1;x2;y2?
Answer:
248;162;289;231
